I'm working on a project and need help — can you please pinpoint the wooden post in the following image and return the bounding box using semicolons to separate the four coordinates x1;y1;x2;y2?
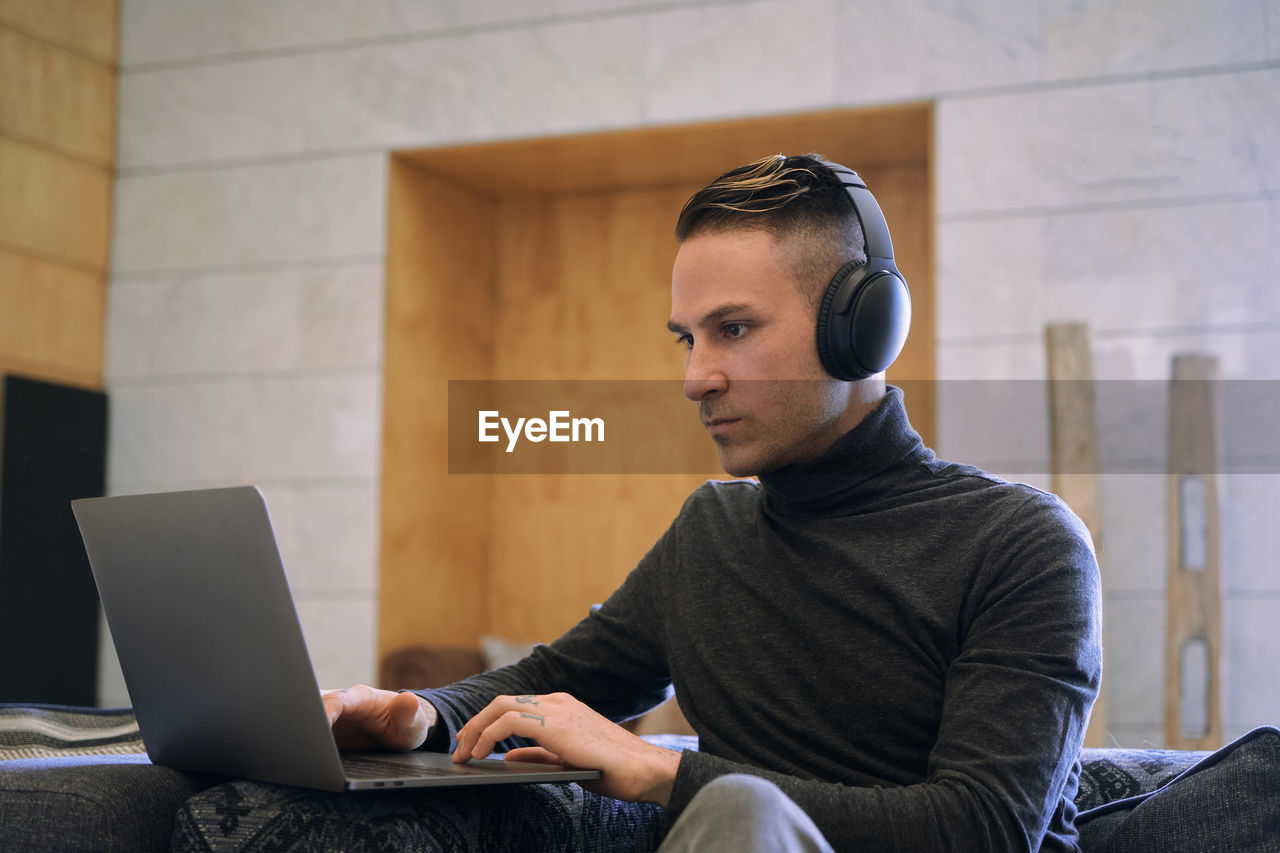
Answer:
1165;355;1223;749
1045;322;1106;748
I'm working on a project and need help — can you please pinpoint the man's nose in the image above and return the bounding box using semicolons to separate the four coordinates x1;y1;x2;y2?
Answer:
683;345;728;401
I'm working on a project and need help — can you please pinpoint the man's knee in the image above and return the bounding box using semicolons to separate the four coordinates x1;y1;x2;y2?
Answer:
660;774;834;853
693;774;789;814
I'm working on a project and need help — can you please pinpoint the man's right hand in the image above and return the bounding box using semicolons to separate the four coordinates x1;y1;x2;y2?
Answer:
321;684;437;752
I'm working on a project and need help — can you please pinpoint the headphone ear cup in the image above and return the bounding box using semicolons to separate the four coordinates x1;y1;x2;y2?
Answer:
816;259;867;380
848;269;911;377
816;260;912;381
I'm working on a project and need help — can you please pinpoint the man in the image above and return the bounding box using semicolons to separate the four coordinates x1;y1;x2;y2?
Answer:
325;154;1102;851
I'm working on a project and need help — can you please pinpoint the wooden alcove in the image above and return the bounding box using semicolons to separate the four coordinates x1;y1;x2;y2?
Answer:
380;104;935;658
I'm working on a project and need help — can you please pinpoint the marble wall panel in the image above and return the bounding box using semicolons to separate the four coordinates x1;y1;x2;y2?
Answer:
117;16;649;169
937;69;1280;217
1271;0;1280;58
119;0;708;67
1223;597;1280;731
1222;475;1280;592
937;199;1278;343
936;340;1046;381
451;16;649;144
1099;473;1166;594
1040;200;1279;333
1092;328;1280;381
107;372;381;487
643;0;837;126
833;0;1041;103
295;597;378;691
262;483;380;596
112;155;385;273
936;217;1044;346
1102;595;1166;733
106;263;382;380
1042;0;1267;80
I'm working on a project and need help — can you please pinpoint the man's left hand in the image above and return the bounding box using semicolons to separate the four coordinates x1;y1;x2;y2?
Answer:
452;693;680;806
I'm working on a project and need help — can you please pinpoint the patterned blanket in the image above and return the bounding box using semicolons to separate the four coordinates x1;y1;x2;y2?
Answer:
0;703;144;760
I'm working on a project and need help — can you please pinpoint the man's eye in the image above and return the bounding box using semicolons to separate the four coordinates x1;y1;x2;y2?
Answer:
674;334;693;350
723;323;747;338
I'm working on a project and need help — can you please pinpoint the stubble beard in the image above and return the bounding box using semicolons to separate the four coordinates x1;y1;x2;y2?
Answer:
708;379;851;477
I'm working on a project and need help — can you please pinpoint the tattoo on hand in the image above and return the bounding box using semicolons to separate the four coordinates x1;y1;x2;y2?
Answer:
515;695;540;705
520;712;546;726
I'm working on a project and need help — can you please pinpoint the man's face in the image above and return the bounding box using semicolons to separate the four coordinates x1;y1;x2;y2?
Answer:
668;228;863;477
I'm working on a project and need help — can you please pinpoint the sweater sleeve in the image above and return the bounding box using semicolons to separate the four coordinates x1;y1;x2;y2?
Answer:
667;492;1102;853
411;525;677;755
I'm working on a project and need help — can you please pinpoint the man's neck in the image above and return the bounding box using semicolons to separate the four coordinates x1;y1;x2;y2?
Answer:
834;376;887;440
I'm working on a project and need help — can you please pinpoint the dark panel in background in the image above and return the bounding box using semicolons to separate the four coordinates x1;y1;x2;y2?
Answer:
0;375;107;705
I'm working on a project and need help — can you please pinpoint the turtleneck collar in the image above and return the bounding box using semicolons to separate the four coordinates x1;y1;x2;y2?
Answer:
758;386;931;519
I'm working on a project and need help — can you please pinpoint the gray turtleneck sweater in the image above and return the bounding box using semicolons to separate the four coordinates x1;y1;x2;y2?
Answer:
416;388;1102;852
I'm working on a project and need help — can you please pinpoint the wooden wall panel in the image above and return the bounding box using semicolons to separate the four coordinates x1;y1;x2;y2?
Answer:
486;185;711;642
0;27;115;163
0;4;115;390
0;249;103;386
0;137;111;269
379;159;496;654
0;0;118;62
383;106;934;656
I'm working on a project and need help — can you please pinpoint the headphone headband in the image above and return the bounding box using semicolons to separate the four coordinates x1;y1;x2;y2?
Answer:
825;165;895;264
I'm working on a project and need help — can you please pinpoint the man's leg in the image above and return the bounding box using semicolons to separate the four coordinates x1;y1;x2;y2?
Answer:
659;774;836;853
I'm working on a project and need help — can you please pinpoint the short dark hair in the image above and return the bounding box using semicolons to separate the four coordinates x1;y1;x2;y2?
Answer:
675;153;866;303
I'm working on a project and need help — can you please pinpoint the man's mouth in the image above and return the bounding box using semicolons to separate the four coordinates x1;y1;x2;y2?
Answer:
703;417;741;436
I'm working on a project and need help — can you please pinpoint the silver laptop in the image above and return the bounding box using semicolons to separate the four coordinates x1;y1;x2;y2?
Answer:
71;486;600;792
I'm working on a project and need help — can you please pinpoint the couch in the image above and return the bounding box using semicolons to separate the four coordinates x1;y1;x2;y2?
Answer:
3;697;1276;851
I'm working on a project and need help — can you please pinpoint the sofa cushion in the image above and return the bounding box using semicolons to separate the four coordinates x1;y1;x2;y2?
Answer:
0;753;219;853
1075;746;1209;812
1076;725;1280;852
0;704;219;853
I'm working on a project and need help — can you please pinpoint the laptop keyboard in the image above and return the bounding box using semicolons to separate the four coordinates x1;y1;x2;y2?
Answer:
341;755;459;779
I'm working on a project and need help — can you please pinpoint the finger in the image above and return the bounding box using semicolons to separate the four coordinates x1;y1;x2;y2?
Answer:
328;685;401;727
504;746;566;767
325;685;431;751
380;691;431;750
455;695;545;761
324;686;369;728
321;690;342;726
385;690;417;725
457;709;547;763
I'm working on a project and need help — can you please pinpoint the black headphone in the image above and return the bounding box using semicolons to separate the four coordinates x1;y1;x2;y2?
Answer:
814;164;912;381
